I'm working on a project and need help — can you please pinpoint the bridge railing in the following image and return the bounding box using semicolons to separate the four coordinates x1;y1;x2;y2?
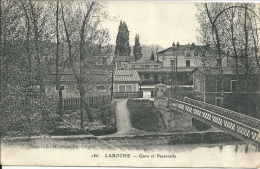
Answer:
168;98;260;147
183;97;260;130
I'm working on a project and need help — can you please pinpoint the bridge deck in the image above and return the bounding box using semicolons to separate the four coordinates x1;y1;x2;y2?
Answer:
167;98;260;148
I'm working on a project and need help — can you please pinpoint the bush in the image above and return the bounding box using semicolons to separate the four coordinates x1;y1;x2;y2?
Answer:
49;128;87;135
87;125;117;136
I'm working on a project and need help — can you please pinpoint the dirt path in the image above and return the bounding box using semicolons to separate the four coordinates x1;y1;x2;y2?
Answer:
112;99;133;135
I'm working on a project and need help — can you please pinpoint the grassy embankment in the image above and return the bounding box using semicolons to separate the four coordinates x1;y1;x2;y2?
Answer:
127;99;166;132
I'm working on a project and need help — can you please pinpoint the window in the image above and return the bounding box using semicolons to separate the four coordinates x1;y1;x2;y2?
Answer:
131;65;135;68
194;79;198;91
215;97;223;107
231;80;237;93
126;85;132;92
197;80;200;91
170;60;176;66
186;53;191;59
96;85;105;90
186;60;190;67
144;74;149;80
216;80;221;92
154;65;159;68
141;65;144;68
200;81;204;92
197;95;200;100
119;85;132;92
145;65;149;68
121;62;126;66
119;86;125;92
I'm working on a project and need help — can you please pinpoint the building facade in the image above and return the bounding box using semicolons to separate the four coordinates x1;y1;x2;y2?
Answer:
191;67;260;118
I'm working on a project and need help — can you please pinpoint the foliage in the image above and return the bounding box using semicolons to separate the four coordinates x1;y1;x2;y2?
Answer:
127;99;166;132
133;34;142;60
114;21;131;56
0;0;114;136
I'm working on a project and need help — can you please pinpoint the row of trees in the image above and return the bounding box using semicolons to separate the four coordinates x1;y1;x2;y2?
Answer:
114;21;142;60
0;0;112;131
196;3;260;90
195;3;260;116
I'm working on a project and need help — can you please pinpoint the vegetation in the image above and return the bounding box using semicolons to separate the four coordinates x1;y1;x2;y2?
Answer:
0;0;113;136
195;3;260;116
114;21;131;56
133;34;142;60
127;99;166;132
0;101;116;137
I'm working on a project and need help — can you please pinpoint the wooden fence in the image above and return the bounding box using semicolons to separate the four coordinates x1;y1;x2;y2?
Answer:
1;94;111;112
113;91;143;99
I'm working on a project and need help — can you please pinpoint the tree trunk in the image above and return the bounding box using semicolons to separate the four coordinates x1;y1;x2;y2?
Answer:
85;102;93;122
80;92;85;130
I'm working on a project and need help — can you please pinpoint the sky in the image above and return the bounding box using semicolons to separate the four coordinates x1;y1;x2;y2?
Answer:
102;2;200;48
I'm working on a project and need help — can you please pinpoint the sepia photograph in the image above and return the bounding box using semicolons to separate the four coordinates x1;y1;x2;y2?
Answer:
0;1;260;168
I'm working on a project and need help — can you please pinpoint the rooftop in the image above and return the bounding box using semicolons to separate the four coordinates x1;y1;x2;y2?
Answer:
114;55;135;62
157;44;217;56
114;70;141;82
192;67;260;75
130;59;162;64
136;67;195;73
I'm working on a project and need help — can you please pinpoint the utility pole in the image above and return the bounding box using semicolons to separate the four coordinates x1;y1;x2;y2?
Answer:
171;60;174;98
175;44;178;92
0;0;2;102
111;58;115;101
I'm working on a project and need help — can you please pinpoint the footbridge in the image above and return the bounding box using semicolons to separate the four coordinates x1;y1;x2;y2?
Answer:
164;97;260;148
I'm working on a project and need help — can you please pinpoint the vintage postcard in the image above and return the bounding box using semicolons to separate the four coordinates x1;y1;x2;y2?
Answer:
1;1;260;168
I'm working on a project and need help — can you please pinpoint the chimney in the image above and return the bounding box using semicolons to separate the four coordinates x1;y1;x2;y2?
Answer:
177;42;180;48
191;43;195;49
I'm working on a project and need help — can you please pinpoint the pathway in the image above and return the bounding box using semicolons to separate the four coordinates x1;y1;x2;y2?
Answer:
112;99;133;135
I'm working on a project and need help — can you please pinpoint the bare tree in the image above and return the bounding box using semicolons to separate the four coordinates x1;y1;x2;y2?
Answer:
60;1;112;131
196;2;260;116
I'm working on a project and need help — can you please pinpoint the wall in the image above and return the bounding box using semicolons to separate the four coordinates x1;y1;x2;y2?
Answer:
194;73;260;93
116;61;129;70
158;53;196;68
130;63;163;69
114;82;138;92
192;90;260;119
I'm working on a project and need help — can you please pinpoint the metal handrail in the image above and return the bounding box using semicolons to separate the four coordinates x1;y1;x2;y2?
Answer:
183;97;260;130
168;98;260;147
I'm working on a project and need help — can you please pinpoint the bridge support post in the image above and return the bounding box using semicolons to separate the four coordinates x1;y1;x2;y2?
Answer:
245;144;249;153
